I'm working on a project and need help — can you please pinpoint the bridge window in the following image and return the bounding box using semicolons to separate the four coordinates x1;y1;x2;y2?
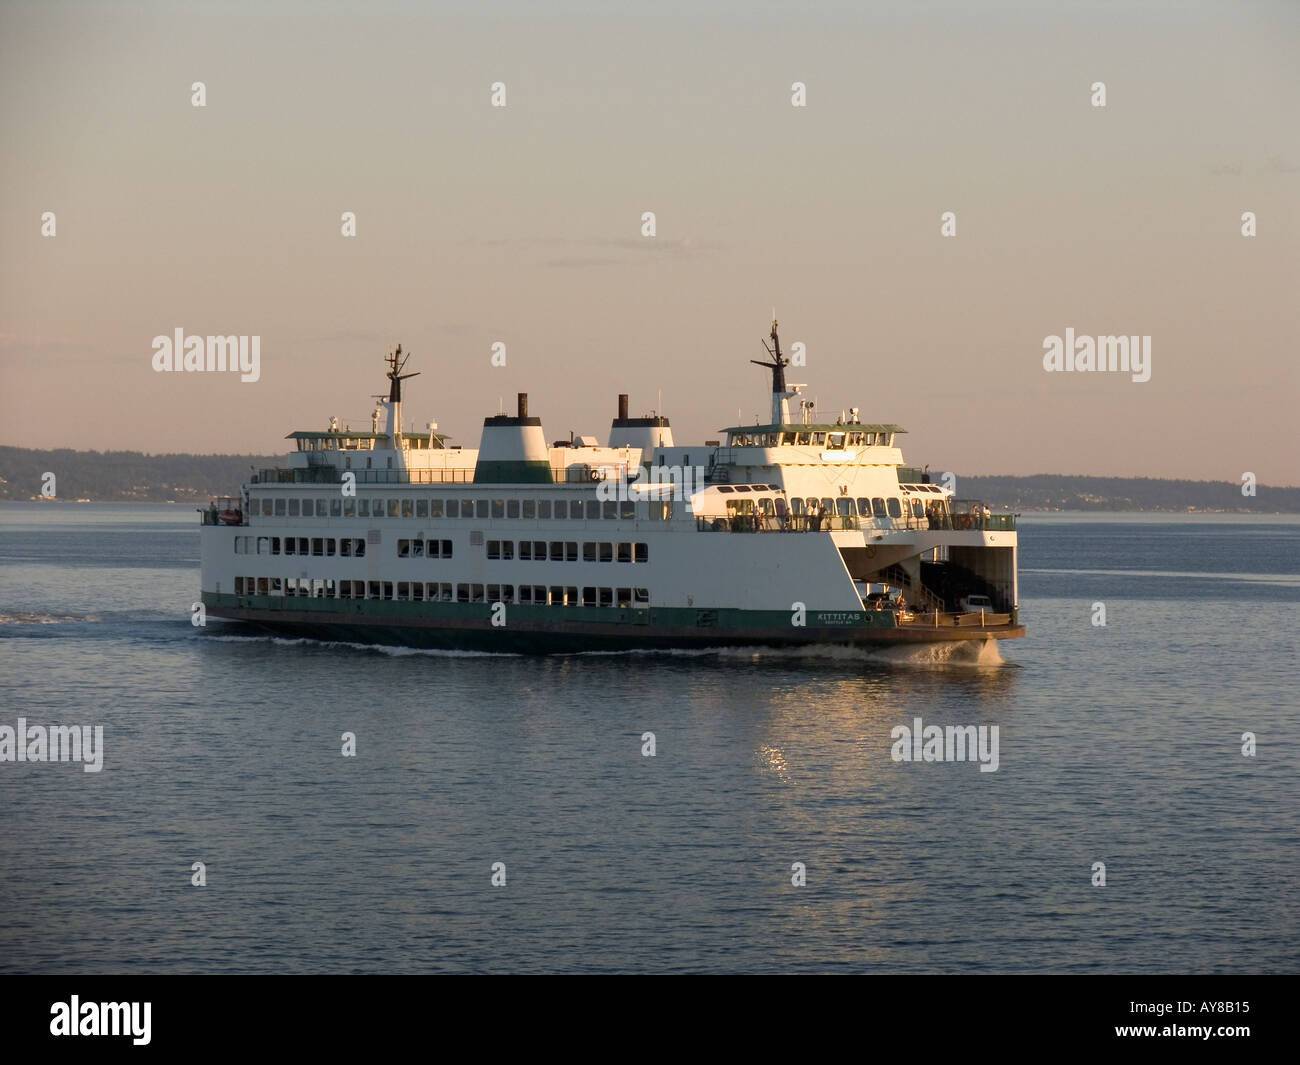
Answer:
887;498;903;518
872;498;887;517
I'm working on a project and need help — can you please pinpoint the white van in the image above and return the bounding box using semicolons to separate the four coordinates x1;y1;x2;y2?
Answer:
959;594;994;613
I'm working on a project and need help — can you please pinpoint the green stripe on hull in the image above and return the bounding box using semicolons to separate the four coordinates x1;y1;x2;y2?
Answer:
201;592;1023;652
471;460;553;483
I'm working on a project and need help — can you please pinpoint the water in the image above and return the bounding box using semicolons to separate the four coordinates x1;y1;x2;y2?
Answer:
1;503;1297;973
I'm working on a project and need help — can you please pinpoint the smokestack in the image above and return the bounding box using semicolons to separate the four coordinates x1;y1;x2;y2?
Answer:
618;394;629;421
517;392;528;419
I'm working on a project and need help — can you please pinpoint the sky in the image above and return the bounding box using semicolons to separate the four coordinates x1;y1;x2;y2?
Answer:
1;0;1297;484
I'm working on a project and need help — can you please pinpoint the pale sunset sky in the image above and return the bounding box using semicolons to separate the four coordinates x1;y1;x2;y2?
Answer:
2;0;1297;484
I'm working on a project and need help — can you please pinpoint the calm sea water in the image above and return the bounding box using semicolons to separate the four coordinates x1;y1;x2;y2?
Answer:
1;503;1297;974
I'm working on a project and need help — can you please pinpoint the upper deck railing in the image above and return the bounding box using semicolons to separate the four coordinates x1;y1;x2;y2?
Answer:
695;511;1016;533
251;465;614;486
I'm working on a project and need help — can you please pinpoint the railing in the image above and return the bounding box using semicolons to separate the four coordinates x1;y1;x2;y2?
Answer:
248;465;630;486
695;514;865;533
694;512;1016;533
897;609;1015;628
199;498;245;526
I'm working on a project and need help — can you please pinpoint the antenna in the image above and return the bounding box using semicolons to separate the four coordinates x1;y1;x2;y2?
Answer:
384;343;420;403
750;313;787;396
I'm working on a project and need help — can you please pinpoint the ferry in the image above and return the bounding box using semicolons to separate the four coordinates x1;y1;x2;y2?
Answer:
199;319;1024;652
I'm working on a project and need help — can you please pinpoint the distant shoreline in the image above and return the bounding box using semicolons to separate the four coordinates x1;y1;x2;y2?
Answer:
2;446;1297;512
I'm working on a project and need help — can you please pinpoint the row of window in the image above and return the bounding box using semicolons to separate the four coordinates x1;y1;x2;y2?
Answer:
394;539;455;558
234;576;649;607
793;496;927;519
235;536;455;558
486;540;649;563
726;430;893;448
714;495;929;520
249;496;646;520
235;536;372;557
